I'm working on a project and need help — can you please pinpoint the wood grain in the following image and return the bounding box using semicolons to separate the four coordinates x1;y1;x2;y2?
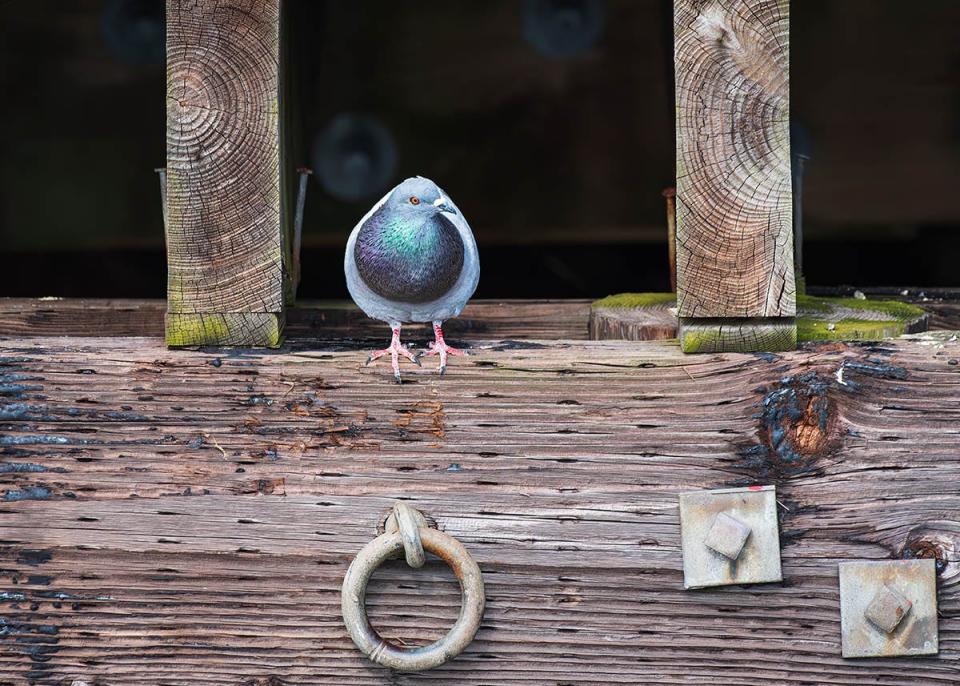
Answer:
0;299;594;341
674;0;795;321
589;302;677;341
165;0;285;347
1;323;959;683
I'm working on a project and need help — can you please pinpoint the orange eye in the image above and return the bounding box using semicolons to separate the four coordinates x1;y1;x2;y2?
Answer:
409;196;420;205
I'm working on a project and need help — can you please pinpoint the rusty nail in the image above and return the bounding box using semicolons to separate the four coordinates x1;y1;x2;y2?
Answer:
662;187;677;293
155;167;168;237
792;152;810;275
292;167;313;291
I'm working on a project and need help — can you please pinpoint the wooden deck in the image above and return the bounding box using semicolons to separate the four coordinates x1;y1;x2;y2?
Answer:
1;300;959;684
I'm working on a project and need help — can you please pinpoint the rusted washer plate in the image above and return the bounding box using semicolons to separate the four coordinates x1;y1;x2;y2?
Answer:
839;559;938;658
679;485;782;589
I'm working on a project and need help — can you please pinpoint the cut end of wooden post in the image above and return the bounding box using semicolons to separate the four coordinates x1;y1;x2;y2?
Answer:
589;293;678;342
165;0;285;348
679;318;797;354
674;0;796;351
165;313;284;348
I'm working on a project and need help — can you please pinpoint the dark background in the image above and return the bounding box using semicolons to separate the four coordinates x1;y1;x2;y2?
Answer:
1;0;958;299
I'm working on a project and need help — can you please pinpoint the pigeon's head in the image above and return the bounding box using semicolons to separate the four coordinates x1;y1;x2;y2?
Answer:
386;177;458;219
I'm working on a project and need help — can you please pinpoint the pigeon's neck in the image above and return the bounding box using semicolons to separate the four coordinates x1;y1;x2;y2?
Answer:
378;215;437;258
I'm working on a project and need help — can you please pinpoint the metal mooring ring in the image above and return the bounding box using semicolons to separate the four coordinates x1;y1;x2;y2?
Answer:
341;505;485;672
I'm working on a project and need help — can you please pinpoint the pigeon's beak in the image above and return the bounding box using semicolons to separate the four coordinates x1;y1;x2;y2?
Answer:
433;197;458;215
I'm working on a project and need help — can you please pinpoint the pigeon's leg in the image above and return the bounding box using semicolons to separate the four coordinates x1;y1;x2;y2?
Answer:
421;320;468;375
365;322;420;383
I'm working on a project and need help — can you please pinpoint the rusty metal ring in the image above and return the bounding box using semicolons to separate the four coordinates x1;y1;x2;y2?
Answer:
341;525;485;672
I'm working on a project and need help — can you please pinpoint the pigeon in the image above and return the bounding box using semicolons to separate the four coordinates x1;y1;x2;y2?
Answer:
345;177;480;382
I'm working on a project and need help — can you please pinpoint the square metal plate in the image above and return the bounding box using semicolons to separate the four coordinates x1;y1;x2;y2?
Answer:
839;559;938;658
678;485;782;589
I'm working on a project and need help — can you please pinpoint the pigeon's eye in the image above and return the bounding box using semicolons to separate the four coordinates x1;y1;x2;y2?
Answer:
409;196;420;205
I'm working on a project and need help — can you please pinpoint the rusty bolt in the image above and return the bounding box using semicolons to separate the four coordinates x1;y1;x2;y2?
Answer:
864;585;912;634
704;512;752;561
679;485;782;589
839;559;938;657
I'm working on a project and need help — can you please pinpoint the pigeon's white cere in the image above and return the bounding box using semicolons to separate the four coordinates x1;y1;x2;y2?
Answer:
433;196;449;208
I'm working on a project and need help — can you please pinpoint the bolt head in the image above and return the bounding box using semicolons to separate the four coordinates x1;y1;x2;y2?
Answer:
864;585;912;634
678;485;782;589
838;559;938;658
704;512;752;561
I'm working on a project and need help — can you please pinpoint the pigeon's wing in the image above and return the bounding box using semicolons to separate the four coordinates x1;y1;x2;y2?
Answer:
424;184;480;321
344;188;413;323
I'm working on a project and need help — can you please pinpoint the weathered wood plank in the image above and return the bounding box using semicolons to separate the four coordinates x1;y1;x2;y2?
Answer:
3;297;956;341
0;299;594;341
1;330;958;683
674;0;796;350
165;0;285;347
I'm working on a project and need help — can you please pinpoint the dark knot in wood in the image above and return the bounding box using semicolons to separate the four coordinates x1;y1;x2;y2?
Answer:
740;371;841;479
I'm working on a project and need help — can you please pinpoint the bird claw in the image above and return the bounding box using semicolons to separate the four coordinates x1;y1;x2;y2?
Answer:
365;338;418;382
423;339;468;375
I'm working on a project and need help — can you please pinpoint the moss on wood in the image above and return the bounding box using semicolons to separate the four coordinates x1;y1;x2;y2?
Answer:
679;318;797;353
591;292;677;309
797;295;925;320
593;293;929;346
166;313;283;348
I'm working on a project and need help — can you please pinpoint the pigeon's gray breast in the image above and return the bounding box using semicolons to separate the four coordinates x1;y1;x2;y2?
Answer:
354;209;465;304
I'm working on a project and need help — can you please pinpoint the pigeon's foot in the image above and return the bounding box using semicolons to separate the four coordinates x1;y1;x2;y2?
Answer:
420;321;468;375
365;325;420;383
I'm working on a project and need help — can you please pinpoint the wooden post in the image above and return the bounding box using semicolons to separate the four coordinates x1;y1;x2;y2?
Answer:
674;0;796;352
165;0;285;347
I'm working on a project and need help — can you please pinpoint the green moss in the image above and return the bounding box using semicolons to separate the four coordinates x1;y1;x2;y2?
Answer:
166;314;232;347
797;295;925;320
598;292;925;348
165;313;283;348
798;317;911;342
795;295;926;342
795;294;830;312
679;328;720;353
592;292;676;309
679;321;797;353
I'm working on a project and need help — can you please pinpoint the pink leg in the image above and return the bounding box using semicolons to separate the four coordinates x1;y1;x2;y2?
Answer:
421;320;468;375
366;323;420;383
